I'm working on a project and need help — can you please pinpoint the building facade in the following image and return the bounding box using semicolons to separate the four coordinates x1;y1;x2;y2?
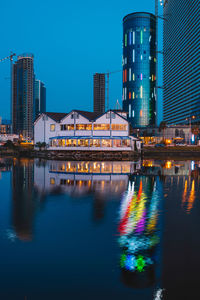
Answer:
93;73;105;114
34;110;141;151
163;0;200;124
12;54;34;139
34;79;46;120
122;12;157;128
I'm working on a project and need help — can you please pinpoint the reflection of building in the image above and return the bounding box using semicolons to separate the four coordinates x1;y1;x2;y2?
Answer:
141;160;192;176
12;54;34;138
118;176;162;288
122;13;156;128
34;79;46;120
34;160;141;198
12;159;36;241
163;0;200;124
34;110;141;152
93;73;105;114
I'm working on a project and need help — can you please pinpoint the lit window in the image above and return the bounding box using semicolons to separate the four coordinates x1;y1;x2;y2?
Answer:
129;68;131;81
132;73;135;81
125;34;127;47
50;178;55;185
78;139;89;147
149;56;151;60
133;49;135;62
141;73;143;80
140;86;143;98
129;104;131;118
76;124;92;130
129;92;131;99
102;139;112;147
125;69;127;82
140;30;143;44
123;70;124;83
60;124;74;130
50;124;55;131
140;110;143;117
133;31;135;44
149;35;152;42
125;88;127;100
132;110;134;117
132;92;135;99
129;31;132;45
141;55;143;60
111;124;127;131
90;139;100;147
93;124;110;130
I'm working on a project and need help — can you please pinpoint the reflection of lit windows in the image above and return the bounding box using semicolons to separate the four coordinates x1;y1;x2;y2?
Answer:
50;124;55;131
50;178;55;185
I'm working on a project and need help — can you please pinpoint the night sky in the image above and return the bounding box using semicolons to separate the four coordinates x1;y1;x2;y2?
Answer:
0;0;163;124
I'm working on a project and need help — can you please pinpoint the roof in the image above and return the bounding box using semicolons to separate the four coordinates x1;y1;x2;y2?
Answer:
74;110;101;121
45;112;67;122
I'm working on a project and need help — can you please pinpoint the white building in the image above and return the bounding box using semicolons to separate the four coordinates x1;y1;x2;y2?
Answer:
34;110;141;152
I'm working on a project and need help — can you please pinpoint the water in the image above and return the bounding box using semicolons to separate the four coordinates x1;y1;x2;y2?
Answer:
0;158;200;299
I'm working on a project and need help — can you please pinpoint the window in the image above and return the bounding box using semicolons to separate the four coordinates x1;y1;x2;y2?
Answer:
132;92;135;99
122;139;130;147
129;68;131;81
76;124;92;130
140;86;143;98
66;139;77;147
140;30;143;44
125;69;127;82
111;124;127;131
50;124;55;131
129;105;131;118
93;124;110;130
77;139;89;147
133;49;135;62
133;31;135;44
60;124;74;130
129;92;131;99
71;113;79;119
102;139;112;147
50;178;55;185
90;139;100;147
132;110;135;117
125;34;127;47
113;139;121;147
132;73;135;81
129;31;132;45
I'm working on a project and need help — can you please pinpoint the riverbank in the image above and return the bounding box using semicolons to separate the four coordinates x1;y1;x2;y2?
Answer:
0;147;140;161
143;146;200;159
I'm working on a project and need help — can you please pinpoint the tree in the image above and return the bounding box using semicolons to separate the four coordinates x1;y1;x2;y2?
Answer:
4;140;15;149
159;121;167;142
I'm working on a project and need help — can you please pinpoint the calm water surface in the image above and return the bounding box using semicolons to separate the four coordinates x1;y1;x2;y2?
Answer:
0;158;200;300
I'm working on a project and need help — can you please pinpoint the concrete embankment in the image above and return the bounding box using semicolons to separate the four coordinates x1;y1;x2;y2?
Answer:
143;146;200;159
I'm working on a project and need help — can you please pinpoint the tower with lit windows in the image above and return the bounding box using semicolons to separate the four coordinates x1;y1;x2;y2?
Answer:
122;13;157;128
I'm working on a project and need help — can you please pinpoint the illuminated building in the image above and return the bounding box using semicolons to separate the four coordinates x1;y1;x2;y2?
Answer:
163;0;200;124
34;110;141;151
34;79;46;120
12;54;34;138
122;12;157;128
93;73;105;114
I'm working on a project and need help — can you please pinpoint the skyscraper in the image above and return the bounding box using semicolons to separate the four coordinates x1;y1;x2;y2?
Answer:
34;79;46;120
12;54;34;138
93;73;105;114
122;13;157;128
163;0;200;124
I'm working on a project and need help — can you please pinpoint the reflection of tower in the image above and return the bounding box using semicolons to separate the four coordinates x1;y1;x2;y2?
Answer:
118;176;161;288
12;159;36;241
93;194;105;221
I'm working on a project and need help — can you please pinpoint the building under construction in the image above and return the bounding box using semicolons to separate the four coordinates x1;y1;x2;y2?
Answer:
93;73;105;115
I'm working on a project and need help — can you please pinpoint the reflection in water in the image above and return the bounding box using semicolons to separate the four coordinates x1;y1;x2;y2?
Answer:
12;159;37;241
118;176;162;288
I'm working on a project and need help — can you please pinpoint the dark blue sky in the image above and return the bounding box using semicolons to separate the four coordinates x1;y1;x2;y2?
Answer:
0;0;163;124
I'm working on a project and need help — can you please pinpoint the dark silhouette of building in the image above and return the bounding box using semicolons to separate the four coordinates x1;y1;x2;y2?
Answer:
93;73;105;114
12;54;34;138
34;79;46;120
163;0;200;124
122;13;157;128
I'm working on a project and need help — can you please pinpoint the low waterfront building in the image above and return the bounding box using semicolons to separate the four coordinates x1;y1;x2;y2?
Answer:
34;110;141;152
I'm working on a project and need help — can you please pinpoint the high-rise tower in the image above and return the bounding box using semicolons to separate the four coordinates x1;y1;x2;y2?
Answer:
163;0;200;124
93;73;105;114
34;79;46;120
122;13;157;128
12;54;34;138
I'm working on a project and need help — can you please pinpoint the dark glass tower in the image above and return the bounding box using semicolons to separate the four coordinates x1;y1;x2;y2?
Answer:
122;13;157;128
163;0;200;124
12;54;34;138
93;73;105;114
34;79;46;120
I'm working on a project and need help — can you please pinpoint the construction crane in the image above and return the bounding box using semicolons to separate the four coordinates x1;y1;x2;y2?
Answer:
0;52;16;63
105;70;121;111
